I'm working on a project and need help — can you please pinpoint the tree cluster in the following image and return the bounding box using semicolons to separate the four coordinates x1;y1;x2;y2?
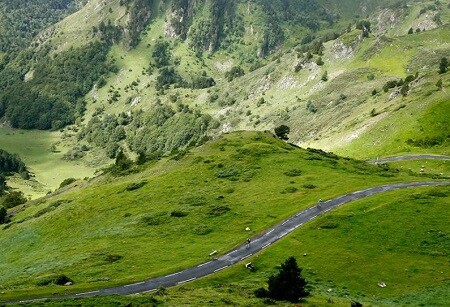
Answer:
0;149;28;176
0;42;116;130
0;0;84;53
126;0;154;47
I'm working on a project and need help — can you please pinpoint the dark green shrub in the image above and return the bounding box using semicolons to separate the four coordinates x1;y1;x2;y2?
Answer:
0;206;7;224
141;214;169;226
282;187;298;194
59;178;77;189
37;275;73;286
2;191;27;209
216;168;240;180
254;287;269;298
302;184;316;189
284;169;302;177
126;181;147;191
170;211;188;217
274;125;290;140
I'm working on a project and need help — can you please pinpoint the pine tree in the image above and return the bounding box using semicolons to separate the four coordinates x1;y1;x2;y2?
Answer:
267;257;309;302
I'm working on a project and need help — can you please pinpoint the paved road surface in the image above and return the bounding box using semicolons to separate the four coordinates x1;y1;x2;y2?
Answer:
369;154;450;164
10;181;449;304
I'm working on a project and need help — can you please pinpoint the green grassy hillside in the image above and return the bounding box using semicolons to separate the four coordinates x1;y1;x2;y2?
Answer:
0;131;440;302
5;181;449;306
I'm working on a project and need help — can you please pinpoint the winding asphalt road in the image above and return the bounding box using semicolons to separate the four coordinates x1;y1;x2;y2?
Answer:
369;154;450;164
10;180;449;304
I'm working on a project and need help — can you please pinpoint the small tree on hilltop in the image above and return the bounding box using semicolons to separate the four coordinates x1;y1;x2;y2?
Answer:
274;125;290;140
267;257;309;302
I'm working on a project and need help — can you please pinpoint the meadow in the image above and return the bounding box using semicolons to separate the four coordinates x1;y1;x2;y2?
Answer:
0;127;96;198
6;184;448;306
1;131;441;302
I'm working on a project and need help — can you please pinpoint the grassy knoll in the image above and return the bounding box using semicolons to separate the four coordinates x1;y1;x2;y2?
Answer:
9;185;449;306
333;90;450;159
0;131;435;301
0;127;97;198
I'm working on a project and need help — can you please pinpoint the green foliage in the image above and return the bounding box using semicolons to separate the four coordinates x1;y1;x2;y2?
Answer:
152;40;171;68
257;0;334;56
306;100;317;113
400;83;409;96
274;125;290;140
126;181;147;191
156;67;182;89
0;0;85;53
383;79;400;92
1;42;115;130
225;66;245;82
141;213;169;226
356;20;371;37
265;257;309;302
36;274;73;286
439;57;448;74
0;206;7;224
2;191;27;209
170;210;188;217
302;183;316;189
114;150;132;172
316;57;324;66
0;174;6;195
284;169;302;177
216;167;240;180
406;136;448;148
170;0;191;39
0;149;28;177
59;178;77;189
95;20;122;45
128;105;216;158
81;113;130;158
33;200;67;219
105;254;123;263
188;0;241;52
126;0;154;47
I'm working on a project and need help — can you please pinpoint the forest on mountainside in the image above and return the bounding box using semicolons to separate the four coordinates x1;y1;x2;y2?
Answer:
0;0;86;53
0;42;116;130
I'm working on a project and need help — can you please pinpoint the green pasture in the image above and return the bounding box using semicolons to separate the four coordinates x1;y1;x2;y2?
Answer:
8;184;449;306
0;127;96;198
0;131;435;301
